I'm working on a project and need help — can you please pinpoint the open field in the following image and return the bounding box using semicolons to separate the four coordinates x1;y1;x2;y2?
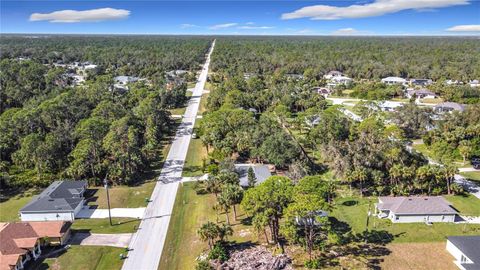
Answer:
72;218;140;234
331;196;480;243
159;182;256;270
380;242;456;270
29;246;125;270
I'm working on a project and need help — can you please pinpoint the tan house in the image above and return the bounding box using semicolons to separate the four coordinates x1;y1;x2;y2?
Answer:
0;221;72;270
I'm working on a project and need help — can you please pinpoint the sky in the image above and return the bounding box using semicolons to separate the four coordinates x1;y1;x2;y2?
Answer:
1;0;479;35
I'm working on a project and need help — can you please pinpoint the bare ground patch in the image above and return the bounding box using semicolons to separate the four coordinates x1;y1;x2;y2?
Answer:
380;242;456;270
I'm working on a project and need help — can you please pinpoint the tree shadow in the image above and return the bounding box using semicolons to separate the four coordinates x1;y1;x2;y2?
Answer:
342;200;358;206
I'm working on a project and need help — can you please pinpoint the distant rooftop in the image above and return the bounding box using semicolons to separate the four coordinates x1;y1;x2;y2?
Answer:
434;102;466;112
235;164;272;187
20;181;87;213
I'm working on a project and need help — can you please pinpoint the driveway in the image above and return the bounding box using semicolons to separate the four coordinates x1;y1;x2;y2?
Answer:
77;207;145;219
70;233;132;248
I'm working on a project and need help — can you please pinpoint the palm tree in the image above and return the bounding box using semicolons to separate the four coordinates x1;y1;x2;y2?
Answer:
219;184;244;221
443;165;458;195
205;175;221;198
197;222;220;249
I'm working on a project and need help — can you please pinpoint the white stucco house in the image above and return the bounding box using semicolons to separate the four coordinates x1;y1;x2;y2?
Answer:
19;180;87;221
446;236;480;270
376;196;458;223
381;76;407;85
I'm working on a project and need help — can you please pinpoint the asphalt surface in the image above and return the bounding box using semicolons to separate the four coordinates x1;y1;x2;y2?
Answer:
121;40;215;270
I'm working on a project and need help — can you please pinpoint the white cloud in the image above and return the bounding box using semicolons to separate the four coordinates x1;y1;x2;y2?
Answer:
446;24;480;32
180;24;199;29
281;0;469;20
209;23;238;30
238;26;274;30
245;22;255;25
332;28;360;35
331;28;373;35
30;8;130;23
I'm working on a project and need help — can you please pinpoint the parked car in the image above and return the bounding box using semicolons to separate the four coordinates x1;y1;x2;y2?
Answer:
471;157;480;170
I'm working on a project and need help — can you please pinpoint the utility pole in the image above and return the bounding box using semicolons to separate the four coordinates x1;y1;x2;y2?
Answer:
104;175;113;226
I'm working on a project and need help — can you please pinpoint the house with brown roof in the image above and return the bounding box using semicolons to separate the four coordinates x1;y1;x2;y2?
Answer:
0;221;71;270
375;196;458;223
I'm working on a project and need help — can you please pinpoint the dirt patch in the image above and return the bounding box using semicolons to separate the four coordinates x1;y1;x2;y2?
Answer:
380;242;456;270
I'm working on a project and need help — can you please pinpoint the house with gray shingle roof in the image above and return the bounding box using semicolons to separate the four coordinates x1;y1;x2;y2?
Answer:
434;102;466;113
376;196;458;223
234;164;272;188
20;181;87;222
446;236;480;270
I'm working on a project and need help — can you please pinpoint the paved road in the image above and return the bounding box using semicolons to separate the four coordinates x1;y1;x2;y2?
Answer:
122;40;215;270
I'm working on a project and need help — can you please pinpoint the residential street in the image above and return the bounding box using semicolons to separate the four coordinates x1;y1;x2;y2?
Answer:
121;40;215;270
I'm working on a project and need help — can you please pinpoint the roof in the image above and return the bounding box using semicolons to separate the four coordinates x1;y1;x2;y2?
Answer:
20;180;87;213
378;196;458;215
434;102;466;112
382;76;406;82
29;221;72;238
326;70;343;76
411;79;432;84
448;236;480;265
0;221;71;270
407;89;436;96
235;164;272;187
114;76;139;83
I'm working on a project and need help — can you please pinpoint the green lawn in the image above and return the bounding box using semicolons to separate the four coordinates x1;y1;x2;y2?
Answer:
445;194;480;216
0;190;38;222
182;138;208;177
29;246;125;270
168;106;187;116
331;196;480;243
461;171;480;183
198;92;209;115
87;181;155;209
159;182;256;270
72;218;140;234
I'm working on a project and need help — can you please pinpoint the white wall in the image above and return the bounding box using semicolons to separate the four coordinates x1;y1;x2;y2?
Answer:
446;239;472;270
21;212;75;221
390;214;456;223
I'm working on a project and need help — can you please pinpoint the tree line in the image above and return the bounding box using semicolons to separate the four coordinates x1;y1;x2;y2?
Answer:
0;36;213;188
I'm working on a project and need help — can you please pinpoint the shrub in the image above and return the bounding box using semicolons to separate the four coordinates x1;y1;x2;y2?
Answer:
207;243;229;262
195;260;213;270
305;259;322;269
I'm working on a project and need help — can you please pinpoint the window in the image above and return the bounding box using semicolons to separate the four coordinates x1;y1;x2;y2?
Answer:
461;255;468;263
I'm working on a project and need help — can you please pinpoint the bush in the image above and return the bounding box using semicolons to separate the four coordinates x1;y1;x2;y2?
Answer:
305;259;322;269
207;243;229;262
195;260;213;270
